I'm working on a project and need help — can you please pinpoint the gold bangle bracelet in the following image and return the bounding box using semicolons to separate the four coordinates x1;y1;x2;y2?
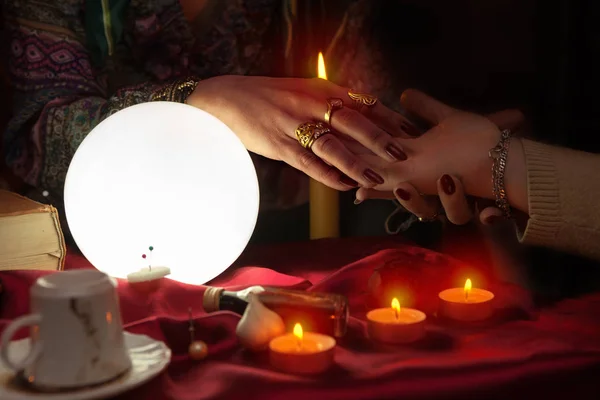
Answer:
151;77;201;103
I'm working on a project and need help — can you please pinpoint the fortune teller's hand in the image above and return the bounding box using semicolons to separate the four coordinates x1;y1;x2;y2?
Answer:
186;75;420;190
354;89;529;215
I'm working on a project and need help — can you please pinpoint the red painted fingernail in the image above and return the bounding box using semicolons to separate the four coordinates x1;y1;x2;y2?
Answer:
339;174;358;187
385;144;407;161
485;215;501;225
364;169;384;185
394;188;411;201
401;122;421;137
440;174;456;195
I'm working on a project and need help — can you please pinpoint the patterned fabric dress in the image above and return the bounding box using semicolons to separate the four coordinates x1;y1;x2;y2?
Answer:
2;0;411;239
2;0;284;205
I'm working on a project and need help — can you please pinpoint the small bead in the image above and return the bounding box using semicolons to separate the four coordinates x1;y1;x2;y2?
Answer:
189;341;208;360
149;246;154;251
142;254;146;259
42;190;49;197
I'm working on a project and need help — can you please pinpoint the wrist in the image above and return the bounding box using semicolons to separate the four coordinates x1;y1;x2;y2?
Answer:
185;79;210;108
186;75;234;111
504;137;529;214
471;132;528;214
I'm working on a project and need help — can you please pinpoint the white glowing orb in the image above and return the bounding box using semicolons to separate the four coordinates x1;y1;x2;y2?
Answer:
64;102;259;285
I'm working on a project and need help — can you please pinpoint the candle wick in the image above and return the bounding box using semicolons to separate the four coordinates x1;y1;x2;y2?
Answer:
394;308;399;320
465;290;469;301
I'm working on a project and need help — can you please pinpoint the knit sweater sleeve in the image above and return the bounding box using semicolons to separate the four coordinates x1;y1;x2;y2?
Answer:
517;139;600;261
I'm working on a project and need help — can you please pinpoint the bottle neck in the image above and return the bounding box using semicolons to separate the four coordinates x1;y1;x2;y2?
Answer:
203;286;265;314
219;290;250;315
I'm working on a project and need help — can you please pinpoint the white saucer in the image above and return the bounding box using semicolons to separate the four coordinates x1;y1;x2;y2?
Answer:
0;332;171;400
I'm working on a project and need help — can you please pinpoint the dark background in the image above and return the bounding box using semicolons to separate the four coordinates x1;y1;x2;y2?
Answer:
296;0;600;150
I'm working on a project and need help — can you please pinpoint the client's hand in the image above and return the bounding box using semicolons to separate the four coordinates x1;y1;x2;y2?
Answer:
384;175;505;226
356;90;514;197
187;75;418;190
356;89;527;223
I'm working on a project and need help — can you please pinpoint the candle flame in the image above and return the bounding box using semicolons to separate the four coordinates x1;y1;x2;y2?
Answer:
464;278;472;300
391;298;401;319
293;323;303;351
293;323;303;341
317;52;327;80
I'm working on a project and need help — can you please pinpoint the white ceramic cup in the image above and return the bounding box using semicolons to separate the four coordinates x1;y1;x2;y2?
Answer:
0;270;131;390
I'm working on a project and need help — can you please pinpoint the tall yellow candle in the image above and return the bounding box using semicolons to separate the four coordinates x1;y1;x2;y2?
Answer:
310;52;340;239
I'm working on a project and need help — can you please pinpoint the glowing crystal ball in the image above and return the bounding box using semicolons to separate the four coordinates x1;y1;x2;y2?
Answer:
64;102;259;285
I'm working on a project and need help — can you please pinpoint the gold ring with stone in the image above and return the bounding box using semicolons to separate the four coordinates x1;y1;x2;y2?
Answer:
348;89;378;110
324;98;344;124
418;212;439;223
295;121;332;150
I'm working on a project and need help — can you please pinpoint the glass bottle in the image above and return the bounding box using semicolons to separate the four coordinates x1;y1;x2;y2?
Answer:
203;286;349;337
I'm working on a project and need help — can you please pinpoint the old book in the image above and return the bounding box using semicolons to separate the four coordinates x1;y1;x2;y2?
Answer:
0;190;66;271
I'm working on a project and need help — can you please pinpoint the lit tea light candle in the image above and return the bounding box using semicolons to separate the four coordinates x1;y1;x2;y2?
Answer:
367;298;426;344
269;323;336;374
127;246;171;290
438;278;495;322
126;266;171;283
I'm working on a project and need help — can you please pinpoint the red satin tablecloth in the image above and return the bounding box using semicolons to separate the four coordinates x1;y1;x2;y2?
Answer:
1;237;600;399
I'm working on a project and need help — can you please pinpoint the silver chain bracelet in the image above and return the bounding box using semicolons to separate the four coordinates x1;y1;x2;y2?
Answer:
488;129;512;218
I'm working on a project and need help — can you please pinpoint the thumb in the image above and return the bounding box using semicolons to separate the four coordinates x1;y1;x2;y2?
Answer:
400;89;458;125
355;187;395;202
486;109;525;132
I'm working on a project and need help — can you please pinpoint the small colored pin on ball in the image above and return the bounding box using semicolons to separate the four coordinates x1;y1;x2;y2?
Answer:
149;246;154;251
142;254;146;259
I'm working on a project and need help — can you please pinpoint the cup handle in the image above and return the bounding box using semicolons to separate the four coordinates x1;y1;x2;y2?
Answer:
0;314;43;372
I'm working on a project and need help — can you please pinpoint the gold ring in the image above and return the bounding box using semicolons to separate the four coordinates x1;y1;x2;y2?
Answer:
418;212;439;223
324;98;344;124
348;89;378;110
295;121;331;150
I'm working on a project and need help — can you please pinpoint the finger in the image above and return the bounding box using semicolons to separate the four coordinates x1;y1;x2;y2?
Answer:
282;140;358;191
310;133;385;187
364;104;423;138
486;109;525;132
400;88;458;125
321;105;409;162
437;174;473;225
337;136;376;157
479;207;504;225
392;182;439;220
355;187;395;202
345;97;422;139
310;78;422;138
